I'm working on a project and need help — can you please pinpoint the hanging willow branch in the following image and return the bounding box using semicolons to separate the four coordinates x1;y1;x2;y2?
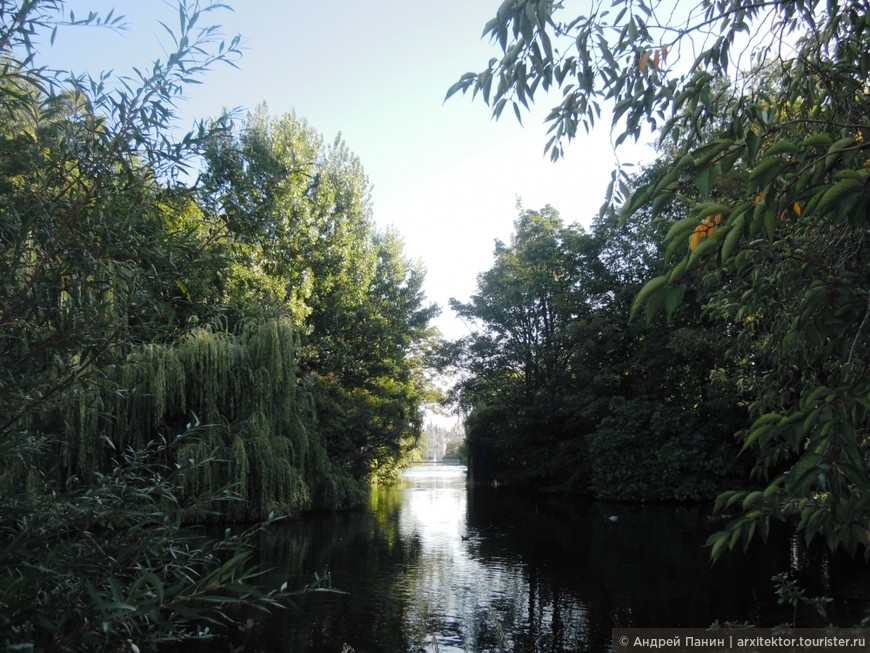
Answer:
23;318;362;522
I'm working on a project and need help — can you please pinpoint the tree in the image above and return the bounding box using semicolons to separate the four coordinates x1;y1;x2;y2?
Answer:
200;106;441;484
0;2;309;649
450;0;870;556
453;207;591;400
449;196;744;498
309;229;441;481
450;206;600;485
579;181;746;501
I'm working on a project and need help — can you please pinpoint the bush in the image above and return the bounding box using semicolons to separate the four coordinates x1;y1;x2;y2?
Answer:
587;397;739;501
0;436;289;652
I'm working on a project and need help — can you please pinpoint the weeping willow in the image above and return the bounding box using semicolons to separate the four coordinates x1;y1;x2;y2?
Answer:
31;318;363;521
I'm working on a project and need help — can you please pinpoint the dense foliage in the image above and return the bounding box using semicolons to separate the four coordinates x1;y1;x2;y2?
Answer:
199;106;441;484
448;203;745;500
451;0;870;557
0;1;437;649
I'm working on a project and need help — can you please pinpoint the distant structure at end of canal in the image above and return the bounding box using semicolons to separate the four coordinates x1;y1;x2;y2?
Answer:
422;420;465;462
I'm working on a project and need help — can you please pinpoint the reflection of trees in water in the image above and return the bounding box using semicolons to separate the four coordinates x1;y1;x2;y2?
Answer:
395;481;594;652
397;547;595;651
183;469;870;652
458;574;591;652
461;488;784;650
242;494;426;652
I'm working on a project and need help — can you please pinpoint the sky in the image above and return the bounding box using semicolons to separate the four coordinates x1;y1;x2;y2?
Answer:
44;1;652;341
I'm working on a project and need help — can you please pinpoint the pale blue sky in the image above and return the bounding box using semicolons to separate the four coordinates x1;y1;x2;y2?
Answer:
46;1;650;340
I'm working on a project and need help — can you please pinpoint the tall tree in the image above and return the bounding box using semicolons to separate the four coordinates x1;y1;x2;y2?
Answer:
450;206;599;485
450;198;744;498
580;188;745;501
200;106;440;484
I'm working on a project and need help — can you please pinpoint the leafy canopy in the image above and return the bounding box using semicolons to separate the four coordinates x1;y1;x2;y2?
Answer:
0;2;316;649
450;0;870;558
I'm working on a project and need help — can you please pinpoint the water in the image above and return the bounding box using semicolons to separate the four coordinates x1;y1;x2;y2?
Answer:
224;464;869;652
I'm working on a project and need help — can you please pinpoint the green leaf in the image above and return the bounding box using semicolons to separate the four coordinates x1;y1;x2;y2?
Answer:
720;211;745;261
674;152;695;170
740;519;757;551
764;140;798;157
800;384;831;410
495;0;514;27
444;73;476;101
763;206;777;241
663;284;686;323
759;518;770;542
694;167;712;197
630;274;669;322
686;229;719;267
693;202;731;219
619;182;653;223
667;256;689;283
663;216;699;242
748;156;784;189
713;491;736;514
789;452;824;494
174;279;192;300
709;532;730;561
742;490;763;511
651;190;674;217
143;570;165;605
813;177;864;218
801;133;833;149
745;129;759;162
691;138;734;167
763;481;781;499
718;146;742;175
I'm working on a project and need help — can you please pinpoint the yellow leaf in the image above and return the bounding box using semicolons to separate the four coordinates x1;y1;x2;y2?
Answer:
754;191;765;204
638;51;650;71
689;220;716;251
793;201;802;216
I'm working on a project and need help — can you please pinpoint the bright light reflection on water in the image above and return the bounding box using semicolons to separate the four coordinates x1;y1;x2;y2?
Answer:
393;465;592;652
398;465;518;651
388;465;594;652
184;463;870;653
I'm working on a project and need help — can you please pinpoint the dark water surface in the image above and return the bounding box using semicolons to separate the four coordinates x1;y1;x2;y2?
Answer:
226;464;868;652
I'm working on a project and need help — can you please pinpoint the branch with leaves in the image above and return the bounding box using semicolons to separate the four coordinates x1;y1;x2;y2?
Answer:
450;0;870;557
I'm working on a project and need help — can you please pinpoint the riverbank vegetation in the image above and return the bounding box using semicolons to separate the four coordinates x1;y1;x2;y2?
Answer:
448;0;870;559
5;0;870;646
0;1;437;649
447;199;746;501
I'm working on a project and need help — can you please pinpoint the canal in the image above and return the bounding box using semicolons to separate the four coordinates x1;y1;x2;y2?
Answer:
222;464;869;652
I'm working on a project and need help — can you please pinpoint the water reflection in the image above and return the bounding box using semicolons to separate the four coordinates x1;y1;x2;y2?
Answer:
228;464;868;653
